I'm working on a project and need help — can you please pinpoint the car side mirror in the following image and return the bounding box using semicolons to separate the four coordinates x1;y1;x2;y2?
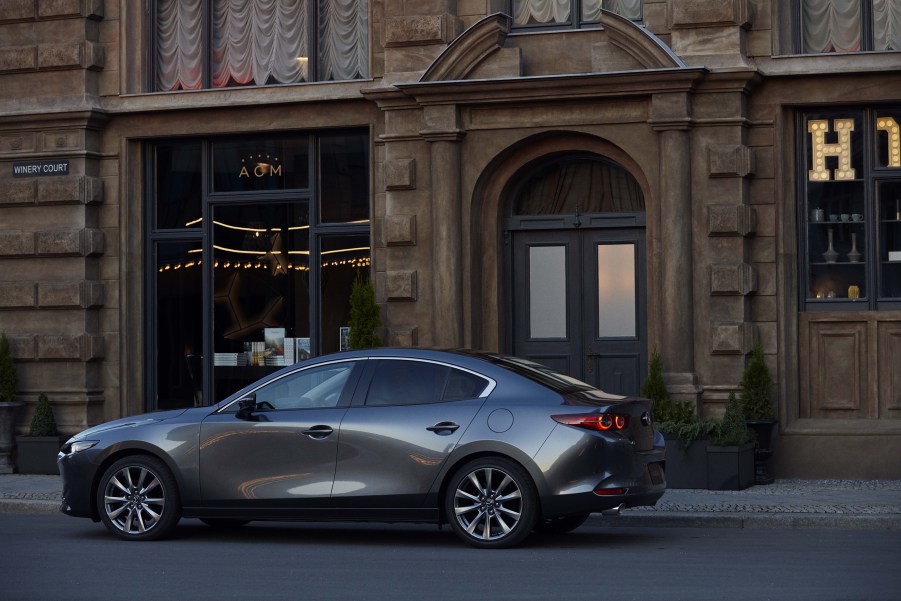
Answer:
235;394;258;421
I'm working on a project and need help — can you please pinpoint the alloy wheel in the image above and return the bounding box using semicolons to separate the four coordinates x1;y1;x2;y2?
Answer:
452;464;528;544
103;464;166;535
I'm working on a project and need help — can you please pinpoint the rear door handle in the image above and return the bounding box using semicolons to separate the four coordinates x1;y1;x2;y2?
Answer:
302;425;334;439
426;421;460;434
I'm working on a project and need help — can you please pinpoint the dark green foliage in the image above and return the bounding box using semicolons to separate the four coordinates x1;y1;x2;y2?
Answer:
740;343;775;419
711;392;754;447
348;272;382;350
644;349;715;450
0;334;18;404
30;393;58;437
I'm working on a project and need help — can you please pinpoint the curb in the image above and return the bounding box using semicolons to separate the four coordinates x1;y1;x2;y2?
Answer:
592;512;901;530
0;499;61;516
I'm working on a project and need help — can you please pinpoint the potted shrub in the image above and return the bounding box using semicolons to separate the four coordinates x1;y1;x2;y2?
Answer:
740;343;778;484
0;333;23;474
645;350;716;489
348;272;382;350
707;392;755;491
16;393;62;474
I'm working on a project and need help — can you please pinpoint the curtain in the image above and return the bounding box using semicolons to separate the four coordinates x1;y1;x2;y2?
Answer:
156;0;204;91
212;0;308;87
512;0;571;25
802;0;862;53
874;0;901;50
320;0;369;81
514;160;644;216
583;0;642;22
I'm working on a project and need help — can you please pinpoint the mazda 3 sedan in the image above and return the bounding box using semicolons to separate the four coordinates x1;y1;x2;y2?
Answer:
58;349;666;548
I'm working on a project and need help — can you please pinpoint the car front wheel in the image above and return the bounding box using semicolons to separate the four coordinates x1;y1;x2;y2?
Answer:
97;455;181;541
445;457;538;549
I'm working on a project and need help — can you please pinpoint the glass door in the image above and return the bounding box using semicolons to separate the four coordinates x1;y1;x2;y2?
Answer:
212;201;310;401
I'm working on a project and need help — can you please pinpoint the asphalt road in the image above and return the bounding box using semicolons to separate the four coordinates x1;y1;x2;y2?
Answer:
1;514;898;601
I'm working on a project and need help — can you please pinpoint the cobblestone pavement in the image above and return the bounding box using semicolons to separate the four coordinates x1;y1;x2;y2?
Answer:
2;474;900;529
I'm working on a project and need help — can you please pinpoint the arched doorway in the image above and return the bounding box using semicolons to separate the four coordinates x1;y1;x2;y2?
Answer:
505;153;647;395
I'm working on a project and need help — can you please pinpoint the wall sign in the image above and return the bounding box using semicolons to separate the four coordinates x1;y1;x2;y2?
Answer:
807;116;900;182
13;159;70;177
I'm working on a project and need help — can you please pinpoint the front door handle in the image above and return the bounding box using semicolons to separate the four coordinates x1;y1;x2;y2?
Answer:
426;421;460;435
302;425;334;439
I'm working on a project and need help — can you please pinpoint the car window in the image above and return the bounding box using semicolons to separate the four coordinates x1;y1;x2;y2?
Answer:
253;362;356;410
365;360;489;406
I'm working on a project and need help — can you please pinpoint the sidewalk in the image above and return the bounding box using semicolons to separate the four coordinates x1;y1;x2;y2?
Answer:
2;474;900;530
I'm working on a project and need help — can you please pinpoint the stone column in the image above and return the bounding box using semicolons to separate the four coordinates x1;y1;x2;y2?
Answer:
651;92;700;401
422;105;466;347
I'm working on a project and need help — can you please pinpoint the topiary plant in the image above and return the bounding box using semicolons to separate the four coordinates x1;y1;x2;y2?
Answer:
30;393;58;437
0;334;18;404
643;349;714;450
711;392;754;447
740;343;775;420
348;271;382;350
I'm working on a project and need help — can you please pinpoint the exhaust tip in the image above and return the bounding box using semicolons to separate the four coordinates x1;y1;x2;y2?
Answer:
601;503;626;516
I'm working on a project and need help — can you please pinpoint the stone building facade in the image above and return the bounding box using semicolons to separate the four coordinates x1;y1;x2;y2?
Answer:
1;0;899;478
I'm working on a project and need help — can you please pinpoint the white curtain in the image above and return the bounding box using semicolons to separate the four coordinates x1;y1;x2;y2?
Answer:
583;0;642;22
319;0;369;81
156;0;204;91
512;0;571;25
874;0;901;50
212;0;308;87
802;0;862;53
157;0;368;89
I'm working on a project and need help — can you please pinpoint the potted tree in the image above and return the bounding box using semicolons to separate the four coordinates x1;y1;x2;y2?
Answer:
16;393;62;474
0;333;23;474
645;350;716;489
348;271;382;350
740;343;777;484
707;392;755;490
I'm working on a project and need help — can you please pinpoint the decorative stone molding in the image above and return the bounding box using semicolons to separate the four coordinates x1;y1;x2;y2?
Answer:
0;47;37;72
388;327;419;347
710;263;757;295
36;334;104;361
0;283;36;308
38;281;104;308
385;14;461;48
420;13;511;82
710;321;756;355
37;176;103;205
37;41;104;71
670;0;749;28
3;180;36;206
708;204;756;236
34;228;104;257
384;158;416;190
383;215;416;246
0;232;35;256
708;144;754;178
38;0;105;20
385;270;417;301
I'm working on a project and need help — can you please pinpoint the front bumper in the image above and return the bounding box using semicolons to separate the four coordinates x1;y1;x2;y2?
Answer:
57;450;101;520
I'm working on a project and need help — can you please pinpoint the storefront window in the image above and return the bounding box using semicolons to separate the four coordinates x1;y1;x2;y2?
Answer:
800;107;901;310
146;130;370;408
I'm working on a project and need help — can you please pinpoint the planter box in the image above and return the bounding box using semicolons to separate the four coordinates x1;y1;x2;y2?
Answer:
15;436;62;474
706;443;754;491
663;435;709;489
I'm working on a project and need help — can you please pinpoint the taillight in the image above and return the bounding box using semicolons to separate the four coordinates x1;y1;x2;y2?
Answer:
552;413;630;431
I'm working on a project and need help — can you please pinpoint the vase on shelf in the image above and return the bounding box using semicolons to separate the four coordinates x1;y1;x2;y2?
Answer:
848;233;862;263
823;228;839;263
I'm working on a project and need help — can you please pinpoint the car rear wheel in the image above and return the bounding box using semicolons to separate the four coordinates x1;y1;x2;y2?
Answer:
97;455;180;541
445;457;538;549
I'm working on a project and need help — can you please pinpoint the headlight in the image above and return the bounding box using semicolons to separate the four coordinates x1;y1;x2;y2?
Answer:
62;440;99;455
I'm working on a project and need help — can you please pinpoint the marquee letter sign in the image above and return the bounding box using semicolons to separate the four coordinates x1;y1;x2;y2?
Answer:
876;116;901;168
807;119;855;181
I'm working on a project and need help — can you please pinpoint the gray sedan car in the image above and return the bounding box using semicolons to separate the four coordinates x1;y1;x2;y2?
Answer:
58;349;665;548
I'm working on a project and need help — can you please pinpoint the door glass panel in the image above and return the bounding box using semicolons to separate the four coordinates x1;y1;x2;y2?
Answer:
529;245;567;338
155;141;202;230
156;240;203;409
212;202;310;401
320;131;370;223
597;243;636;338
320;234;370;354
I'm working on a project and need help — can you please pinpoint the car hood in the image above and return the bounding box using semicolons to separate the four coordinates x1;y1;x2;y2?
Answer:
69;409;189;440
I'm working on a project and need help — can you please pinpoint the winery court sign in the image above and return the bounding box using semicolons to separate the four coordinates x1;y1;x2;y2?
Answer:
12;159;70;177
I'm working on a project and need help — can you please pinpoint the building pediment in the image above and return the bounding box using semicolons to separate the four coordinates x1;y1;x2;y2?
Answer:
420;11;685;83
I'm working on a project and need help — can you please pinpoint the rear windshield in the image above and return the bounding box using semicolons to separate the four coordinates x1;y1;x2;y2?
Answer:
481;354;598;395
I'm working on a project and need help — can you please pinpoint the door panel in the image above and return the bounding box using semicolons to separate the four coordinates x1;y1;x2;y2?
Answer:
511;226;646;395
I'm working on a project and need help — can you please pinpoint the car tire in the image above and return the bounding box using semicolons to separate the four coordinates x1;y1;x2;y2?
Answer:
96;455;181;541
536;512;590;535
445;457;538;549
